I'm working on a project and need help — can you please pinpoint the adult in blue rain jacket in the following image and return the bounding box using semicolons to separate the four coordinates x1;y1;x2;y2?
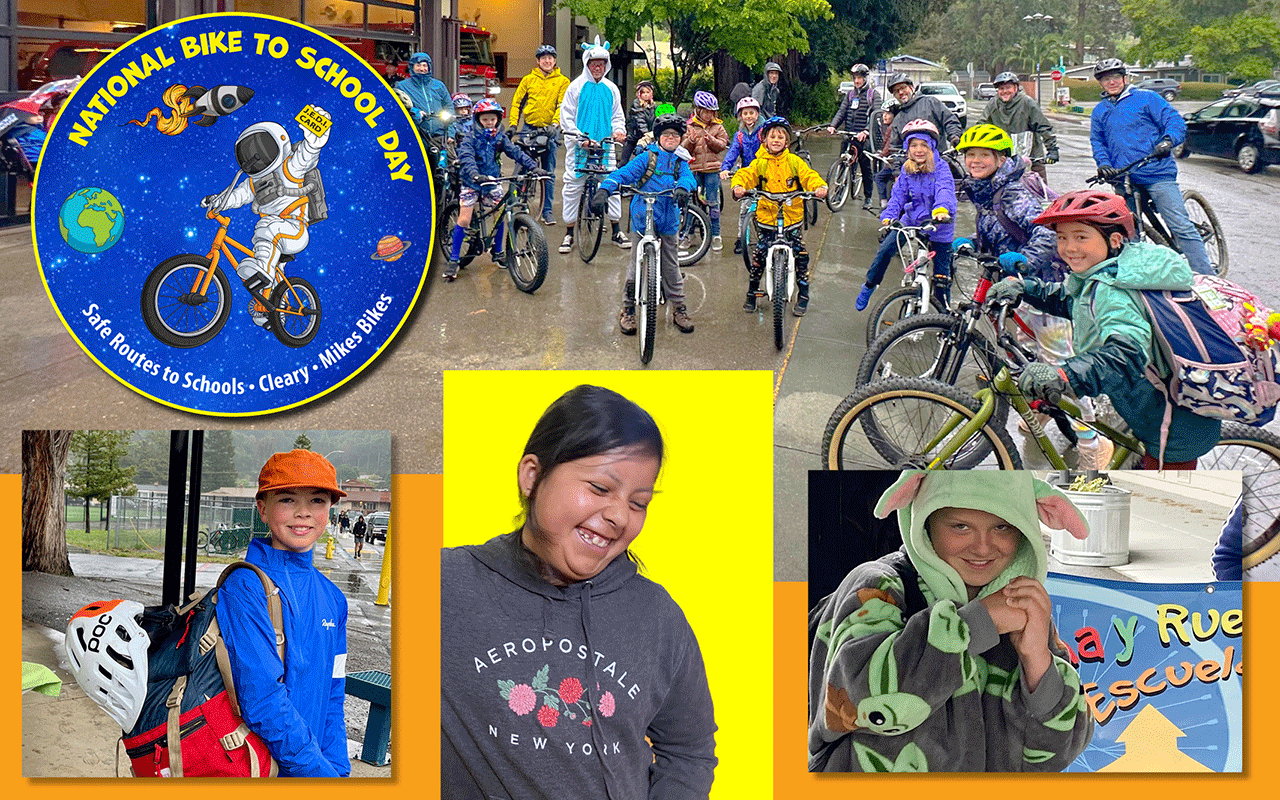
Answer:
399;52;454;137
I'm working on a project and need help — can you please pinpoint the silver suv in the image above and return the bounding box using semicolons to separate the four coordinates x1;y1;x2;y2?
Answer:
368;511;390;543
917;82;967;126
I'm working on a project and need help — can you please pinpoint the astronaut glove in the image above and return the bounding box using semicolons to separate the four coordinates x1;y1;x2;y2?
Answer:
304;106;332;148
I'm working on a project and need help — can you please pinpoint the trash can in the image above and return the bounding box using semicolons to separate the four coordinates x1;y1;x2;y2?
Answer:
1049;484;1132;566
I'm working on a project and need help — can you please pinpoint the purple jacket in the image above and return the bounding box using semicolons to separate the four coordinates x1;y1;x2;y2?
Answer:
882;133;956;242
960;156;1061;281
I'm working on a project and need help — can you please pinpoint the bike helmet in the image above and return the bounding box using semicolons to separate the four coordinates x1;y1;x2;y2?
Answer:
65;599;150;732
535;44;557;59
956;123;1013;154
993;71;1020;87
653;113;687;138
1094;58;1127;79
759;115;792;138
735;96;761;115
693;90;718;110
901;117;940;144
887;72;914;91
451;92;473;109
881;98;900;113
850;63;870;76
234;120;290;177
472;99;504;119
1033;190;1135;239
636;79;656;94
764;62;782;75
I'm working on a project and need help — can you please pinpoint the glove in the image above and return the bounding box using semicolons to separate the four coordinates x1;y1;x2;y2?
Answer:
1018;362;1069;404
672;186;689;206
529;167;549;178
1097;166;1119;183
200;195;218;209
591;187;610;214
948;135;961;147
1151;138;1173;158
302;106;331;148
931;206;951;223
986;277;1025;308
953;237;975;257
1045;150;1059;165
998;251;1028;276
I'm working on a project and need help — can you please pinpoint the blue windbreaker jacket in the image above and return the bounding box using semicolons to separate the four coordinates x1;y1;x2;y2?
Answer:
216;538;350;777
721;124;762;173
1090;87;1185;185
601;144;697;236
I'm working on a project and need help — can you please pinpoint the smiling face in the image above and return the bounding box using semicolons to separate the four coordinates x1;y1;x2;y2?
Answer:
258;488;333;553
519;447;660;585
538;54;557;73
996;82;1018;102
588;58;609;80
658;129;682;151
1055;221;1123;273
413;61;430;76
964;146;1005;179
927;507;1021;597
1097;71;1126;97
739;107;759;127
892;82;913;103
907;137;931;163
763;127;789;154
767;70;780;84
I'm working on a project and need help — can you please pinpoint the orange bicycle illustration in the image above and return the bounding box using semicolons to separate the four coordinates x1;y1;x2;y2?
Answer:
140;207;321;348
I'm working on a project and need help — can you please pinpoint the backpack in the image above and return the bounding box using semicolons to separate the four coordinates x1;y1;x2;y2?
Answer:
1137;274;1280;464
991;159;1060;247
635;148;682;190
120;561;285;777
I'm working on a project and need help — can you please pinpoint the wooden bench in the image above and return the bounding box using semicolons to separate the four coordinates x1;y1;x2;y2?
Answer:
345;669;391;765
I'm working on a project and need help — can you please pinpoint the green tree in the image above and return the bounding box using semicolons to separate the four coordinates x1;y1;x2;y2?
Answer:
66;431;136;535
1188;12;1280;79
293;432;312;451
123;430;169;485
338;463;359;481
203;430;237;490
23;431;75;575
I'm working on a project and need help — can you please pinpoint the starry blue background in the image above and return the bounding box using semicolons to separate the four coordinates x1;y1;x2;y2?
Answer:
33;14;433;415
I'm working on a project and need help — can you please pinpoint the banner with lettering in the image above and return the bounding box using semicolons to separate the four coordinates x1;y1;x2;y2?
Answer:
1047;574;1242;772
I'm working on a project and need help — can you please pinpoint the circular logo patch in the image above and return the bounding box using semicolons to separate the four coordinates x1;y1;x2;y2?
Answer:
33;13;433;415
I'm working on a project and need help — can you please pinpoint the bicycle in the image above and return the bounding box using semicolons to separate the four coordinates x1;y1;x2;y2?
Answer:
512;125;556;216
863;220;977;346
822;302;1280;474
141;207;321;349
675;188;713;267
565;133;615;262
740;188;819;349
620;184;681;365
823;130;871;212
791;126;823;227
205;523;253;555
437;174;551;293
1087;152;1228;276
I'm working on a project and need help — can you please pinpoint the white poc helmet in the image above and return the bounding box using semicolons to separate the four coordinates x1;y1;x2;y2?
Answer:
234;121;291;178
65;599;150;732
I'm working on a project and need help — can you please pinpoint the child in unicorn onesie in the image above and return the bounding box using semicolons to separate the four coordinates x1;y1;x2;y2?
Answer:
808;471;1094;772
557;37;628;253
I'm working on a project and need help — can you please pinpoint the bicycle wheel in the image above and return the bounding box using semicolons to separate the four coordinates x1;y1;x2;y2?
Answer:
739;209;755;273
948;251;977;306
141;255;232;348
437;200;458;258
823;377;1022;469
825;159;851;212
1199;423;1280;571
864;285;943;346
507;212;548;293
848;158;865;205
858;312;1010;429
268;277;321;347
197;529;209;551
772;250;787;350
1183;189;1228;277
639;245;658;364
677;203;711;267
804;197;819;227
577;186;604;263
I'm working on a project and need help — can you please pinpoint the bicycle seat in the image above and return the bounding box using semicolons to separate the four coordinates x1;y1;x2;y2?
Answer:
278;253;295;263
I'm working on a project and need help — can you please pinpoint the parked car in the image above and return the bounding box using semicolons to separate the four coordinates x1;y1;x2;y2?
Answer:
836;80;856;96
1259;101;1280;150
917;82;967;126
1223;79;1280;98
1177;95;1279;173
1133;78;1180;101
368;511;390;543
976;82;997;100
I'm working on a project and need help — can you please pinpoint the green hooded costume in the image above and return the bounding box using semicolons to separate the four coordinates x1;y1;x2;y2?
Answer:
808;471;1094;772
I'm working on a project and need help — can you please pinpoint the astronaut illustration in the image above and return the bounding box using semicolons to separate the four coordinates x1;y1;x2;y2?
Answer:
203;107;331;327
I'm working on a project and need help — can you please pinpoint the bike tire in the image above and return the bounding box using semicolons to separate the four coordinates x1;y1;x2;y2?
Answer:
141;255;232;349
822;377;1022;470
848;159;864;205
857;312;1010;430
268;277;322;347
639;246;658;364
437;200;458;258
197;530;209;551
1182;189;1228;277
740;212;754;273
577;185;604;263
677;203;712;267
507;213;549;293
825;159;851;212
772;249;787;350
1201;423;1280;572
804;197;819;228
864;285;944;347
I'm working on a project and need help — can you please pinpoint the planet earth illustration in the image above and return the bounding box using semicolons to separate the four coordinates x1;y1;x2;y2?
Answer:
59;188;125;254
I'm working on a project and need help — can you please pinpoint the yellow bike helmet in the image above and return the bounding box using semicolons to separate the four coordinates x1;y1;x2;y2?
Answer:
956;124;1013;155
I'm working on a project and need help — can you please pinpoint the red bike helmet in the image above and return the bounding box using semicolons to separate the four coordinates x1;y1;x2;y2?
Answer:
472;99;503;119
1033;190;1135;239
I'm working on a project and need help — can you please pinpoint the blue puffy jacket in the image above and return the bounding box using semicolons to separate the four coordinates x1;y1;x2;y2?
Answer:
400;53;454;137
1090;87;1184;185
601;144;697;236
457;126;538;190
960;156;1060;281
720;123;762;173
882;132;956;242
215;538;350;777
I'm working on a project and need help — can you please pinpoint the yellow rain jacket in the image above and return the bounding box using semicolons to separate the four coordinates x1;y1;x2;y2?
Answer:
511;67;570;127
732;148;826;227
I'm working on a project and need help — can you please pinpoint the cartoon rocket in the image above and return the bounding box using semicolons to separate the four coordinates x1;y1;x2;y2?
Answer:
179;85;254;126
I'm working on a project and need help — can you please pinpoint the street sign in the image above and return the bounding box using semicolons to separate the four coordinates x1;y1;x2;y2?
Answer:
1051;69;1063;81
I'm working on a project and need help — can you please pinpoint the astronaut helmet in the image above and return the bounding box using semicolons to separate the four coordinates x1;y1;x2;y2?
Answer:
235;121;290;178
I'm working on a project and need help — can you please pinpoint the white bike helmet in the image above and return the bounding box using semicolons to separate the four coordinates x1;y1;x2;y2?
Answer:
65;599;150;732
234;120;291;178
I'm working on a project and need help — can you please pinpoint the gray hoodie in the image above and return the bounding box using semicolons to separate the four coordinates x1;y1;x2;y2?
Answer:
442;531;717;798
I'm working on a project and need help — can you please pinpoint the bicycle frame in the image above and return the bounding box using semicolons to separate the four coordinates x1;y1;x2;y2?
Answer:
632;192;667;308
195;210;307;313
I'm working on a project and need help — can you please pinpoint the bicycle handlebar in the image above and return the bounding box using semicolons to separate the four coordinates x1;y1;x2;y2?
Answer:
619;185;678;198
738;189;820;203
1086;151;1165;185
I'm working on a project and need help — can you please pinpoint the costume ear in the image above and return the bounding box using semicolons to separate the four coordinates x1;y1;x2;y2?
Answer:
874;471;927;519
603;40;611;52
1032;482;1090;540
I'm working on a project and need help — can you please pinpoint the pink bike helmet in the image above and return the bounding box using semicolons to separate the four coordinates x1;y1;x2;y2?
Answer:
65;599;150;731
901;118;940;144
735;96;761;115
